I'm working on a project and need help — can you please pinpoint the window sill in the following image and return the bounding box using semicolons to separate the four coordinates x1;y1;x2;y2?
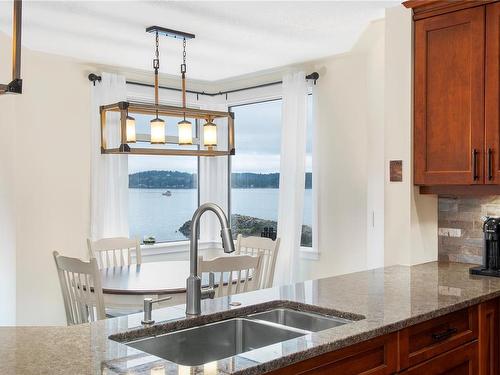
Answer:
141;240;220;257
300;246;319;260
141;241;319;260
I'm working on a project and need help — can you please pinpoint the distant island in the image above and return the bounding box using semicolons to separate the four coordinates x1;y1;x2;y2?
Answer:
129;170;197;189
129;170;312;189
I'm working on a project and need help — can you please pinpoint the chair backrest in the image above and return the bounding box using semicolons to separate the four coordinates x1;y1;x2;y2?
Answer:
235;235;281;289
198;254;263;298
87;237;141;269
53;251;106;325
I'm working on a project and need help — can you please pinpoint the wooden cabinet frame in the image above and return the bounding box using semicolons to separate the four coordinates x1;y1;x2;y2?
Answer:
268;300;497;374
408;0;500;193
413;6;485;186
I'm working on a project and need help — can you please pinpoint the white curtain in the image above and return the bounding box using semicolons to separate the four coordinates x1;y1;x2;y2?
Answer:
274;72;309;285
311;84;320;255
90;73;129;240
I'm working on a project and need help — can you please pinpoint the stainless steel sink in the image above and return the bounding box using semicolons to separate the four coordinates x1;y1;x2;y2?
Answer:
249;308;351;332
125;318;306;366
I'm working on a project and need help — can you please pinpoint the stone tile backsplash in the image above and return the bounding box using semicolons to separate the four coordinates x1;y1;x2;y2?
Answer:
438;196;500;265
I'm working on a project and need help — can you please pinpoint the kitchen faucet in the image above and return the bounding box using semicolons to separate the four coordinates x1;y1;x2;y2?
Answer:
186;202;235;316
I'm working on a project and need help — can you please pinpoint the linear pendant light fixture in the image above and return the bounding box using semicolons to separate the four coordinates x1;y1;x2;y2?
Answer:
0;0;22;95
99;25;235;157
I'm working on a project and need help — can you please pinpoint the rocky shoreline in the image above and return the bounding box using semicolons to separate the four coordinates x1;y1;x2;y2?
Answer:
179;214;312;247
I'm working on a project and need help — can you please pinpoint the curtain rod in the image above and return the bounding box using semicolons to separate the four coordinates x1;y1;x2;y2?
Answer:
88;72;319;98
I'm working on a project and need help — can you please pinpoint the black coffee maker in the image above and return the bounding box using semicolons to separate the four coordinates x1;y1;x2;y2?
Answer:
470;217;500;277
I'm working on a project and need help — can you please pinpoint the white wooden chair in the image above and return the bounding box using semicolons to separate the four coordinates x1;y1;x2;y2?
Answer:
53;251;106;325
235;235;281;289
87;237;141;269
198;254;263;298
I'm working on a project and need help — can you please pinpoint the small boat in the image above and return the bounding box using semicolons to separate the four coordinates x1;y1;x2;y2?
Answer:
162;190;172;197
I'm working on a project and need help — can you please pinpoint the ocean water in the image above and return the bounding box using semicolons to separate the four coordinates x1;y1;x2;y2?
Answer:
129;188;312;243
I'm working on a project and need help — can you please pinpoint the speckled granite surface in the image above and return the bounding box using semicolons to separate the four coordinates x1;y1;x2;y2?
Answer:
2;261;500;375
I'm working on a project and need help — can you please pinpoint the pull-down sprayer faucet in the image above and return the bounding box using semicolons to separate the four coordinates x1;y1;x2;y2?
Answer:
186;203;235;316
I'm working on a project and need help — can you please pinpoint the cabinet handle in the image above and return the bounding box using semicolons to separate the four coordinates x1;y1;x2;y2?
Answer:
472;149;479;181
488;148;493;181
431;327;458;342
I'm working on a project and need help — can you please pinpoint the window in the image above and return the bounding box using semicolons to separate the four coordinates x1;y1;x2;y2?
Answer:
229;96;313;247
128;114;199;244
229;100;282;239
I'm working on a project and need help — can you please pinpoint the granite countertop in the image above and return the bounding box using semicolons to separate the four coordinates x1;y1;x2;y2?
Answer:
3;261;500;375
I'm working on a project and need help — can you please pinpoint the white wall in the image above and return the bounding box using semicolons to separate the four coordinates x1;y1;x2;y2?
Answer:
364;21;386;270
383;6;438;267
298;20;386;280
0;32;93;325
0;43;17;324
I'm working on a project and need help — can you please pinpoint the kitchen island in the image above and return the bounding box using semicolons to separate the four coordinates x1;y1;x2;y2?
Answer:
1;261;500;375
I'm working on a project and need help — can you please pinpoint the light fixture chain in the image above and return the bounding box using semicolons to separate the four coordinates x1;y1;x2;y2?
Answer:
155;31;160;63
183;38;186;66
181;37;187;111
153;31;160;117
181;38;187;74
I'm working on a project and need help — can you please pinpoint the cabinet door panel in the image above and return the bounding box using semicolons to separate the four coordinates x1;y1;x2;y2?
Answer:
478;299;499;375
414;7;485;185
485;2;500;184
265;333;398;375
399;306;478;369
400;341;478;375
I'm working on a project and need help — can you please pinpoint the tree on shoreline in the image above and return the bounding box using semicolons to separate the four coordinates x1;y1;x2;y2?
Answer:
129;170;312;189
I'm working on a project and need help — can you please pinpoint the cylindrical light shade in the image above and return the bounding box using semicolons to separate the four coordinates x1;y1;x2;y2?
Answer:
203;120;217;147
126;116;136;143
150;117;166;144
177;119;193;145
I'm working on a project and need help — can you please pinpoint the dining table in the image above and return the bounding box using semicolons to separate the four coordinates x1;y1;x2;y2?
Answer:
100;260;240;311
100;260;195;310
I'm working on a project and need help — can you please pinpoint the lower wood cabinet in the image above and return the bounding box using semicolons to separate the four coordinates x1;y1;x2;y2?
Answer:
399;341;479;375
266;300;499;375
266;332;398;375
479;299;499;375
399;305;478;368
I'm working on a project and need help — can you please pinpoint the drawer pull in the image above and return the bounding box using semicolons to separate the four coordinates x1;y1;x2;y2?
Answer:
488;148;493;180
431;327;458;342
472;149;479;181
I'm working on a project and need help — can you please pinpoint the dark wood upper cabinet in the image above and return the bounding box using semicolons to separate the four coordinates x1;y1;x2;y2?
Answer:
485;2;500;184
414;6;485;186
409;1;500;194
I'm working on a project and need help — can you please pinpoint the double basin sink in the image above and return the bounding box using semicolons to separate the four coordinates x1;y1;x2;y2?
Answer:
117;306;354;366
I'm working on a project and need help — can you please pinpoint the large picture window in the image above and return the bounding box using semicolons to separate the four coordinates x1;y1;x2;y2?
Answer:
229;97;313;247
230;99;282;239
128;114;199;244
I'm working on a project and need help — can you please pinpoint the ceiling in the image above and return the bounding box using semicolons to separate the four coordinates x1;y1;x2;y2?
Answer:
0;1;398;82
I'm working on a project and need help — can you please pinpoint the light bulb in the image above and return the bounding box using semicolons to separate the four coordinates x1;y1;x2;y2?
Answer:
126;116;136;143
203;120;217;147
177;119;193;145
150;117;165;144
